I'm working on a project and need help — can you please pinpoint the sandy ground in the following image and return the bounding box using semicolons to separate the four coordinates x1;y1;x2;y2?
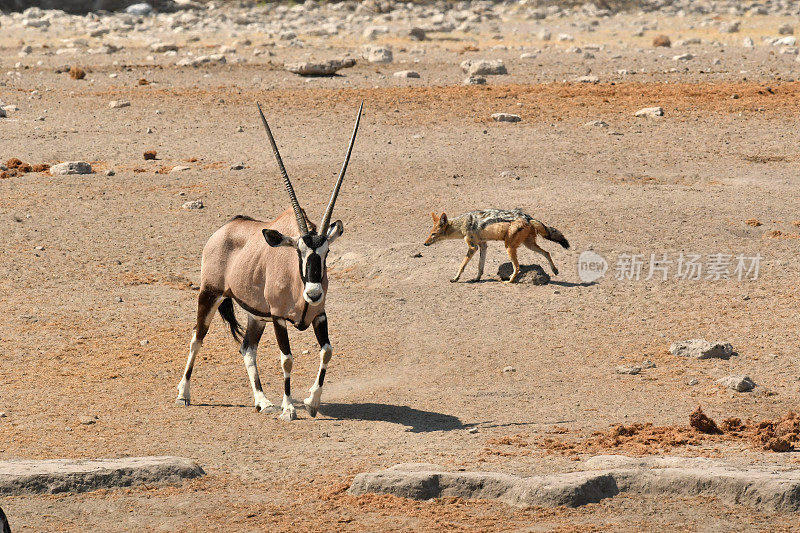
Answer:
2;8;800;532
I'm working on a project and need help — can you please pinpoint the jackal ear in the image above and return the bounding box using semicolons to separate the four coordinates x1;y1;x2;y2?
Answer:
326;220;344;243
262;229;296;248
431;212;438;222
440;213;447;224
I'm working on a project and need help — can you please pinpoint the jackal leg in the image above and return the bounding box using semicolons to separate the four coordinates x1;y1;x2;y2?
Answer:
241;316;275;413
273;319;297;421
176;289;222;406
451;244;478;283
304;314;331;417
504;246;522;283
470;242;488;282
525;239;559;275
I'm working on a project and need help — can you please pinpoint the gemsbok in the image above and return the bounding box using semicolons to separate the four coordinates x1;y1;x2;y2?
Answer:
176;102;363;421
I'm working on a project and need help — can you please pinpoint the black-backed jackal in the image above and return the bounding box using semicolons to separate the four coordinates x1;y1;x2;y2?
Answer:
423;208;570;283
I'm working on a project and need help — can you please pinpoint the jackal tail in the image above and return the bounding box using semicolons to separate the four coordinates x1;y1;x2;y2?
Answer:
531;220;570;249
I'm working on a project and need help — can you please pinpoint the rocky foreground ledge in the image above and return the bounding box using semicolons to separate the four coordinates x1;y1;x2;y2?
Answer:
0;456;205;494
349;457;800;512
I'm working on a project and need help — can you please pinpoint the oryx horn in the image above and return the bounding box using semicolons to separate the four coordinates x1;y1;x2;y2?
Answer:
256;102;309;235
319;101;363;235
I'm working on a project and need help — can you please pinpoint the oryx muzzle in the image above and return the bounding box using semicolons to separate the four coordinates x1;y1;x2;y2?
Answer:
175;102;363;421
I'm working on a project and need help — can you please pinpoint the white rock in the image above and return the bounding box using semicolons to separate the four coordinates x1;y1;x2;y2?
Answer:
774;36;797;46
362;45;393;63
170;166;190;173
557;33;574;41
779;47;798;55
719;21;740;34
150;42;178;53
463;76;486;85
176;54;226;67
743;36;754;48
19;45;32;56
182;199;204;210
673;53;693;61
125;3;153;15
520;52;538;59
670;339;734;359
502;366;516;373
393;70;420;78
537;29;551;41
576;75;599;83
50;162;92;175
109;100;130;109
778;24;794;36
616;365;641;375
634;106;664;117
585;120;608;127
491;113;521;123
284;58;355;76
716;375;756;392
363;25;389;40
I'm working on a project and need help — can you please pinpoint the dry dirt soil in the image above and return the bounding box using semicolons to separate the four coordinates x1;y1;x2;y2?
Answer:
2;15;800;533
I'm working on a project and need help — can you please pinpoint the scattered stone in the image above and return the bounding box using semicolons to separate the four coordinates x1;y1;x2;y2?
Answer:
170;166;190;173
0;456;204;495
502;366;516;373
393;70;420;78
50;162;92;176
641;360;656;369
79;416;96;425
406;27;426;41
0;108;5;119
362;25;389;40
499;170;520;180
461;59;507;76
585;120;608;128
688;379;699;386
182;200;204;210
774;36;797;47
150;42;179;53
463;76;486;85
576;75;599;83
125;3;153;16
362;45;393;63
140;339;149;346
69;66;85;80
230;163;244;170
143;150;157;160
670;339;734;360
537;29;551;41
105;170;115;177
690;406;722;434
634;107;664;117
743;36;755;48
491;113;521;123
284;58;356;76
109;100;130;109
652;35;671;47
616;365;641;375
778;24;794;36
497;262;549;284
176;55;226;67
673;53;693;61
716;375;756;392
468;427;478;434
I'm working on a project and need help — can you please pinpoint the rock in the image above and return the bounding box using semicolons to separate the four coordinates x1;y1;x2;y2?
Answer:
499;171;520;180
673;53;693;61
393;70;420;78
497;262;549;284
641;360;656;369
719;21;740;34
406;27;426;41
716;375;756;392
176;55;226;67
558;33;574;42
774;36;797;46
537;29;551;41
230;163;244;170
468;427;478;434
585;120;608;128
143;150;157;160
79;416;96;425
170;166;190;173
616;365;641;375
689;406;721;434
491;113;521;124
576;75;599;83
284;58;356;76
125;3;153;16
743;36;755;48
520;52;538;60
669;339;734;360
634;107;664;117
502;366;516;373
0;108;5;119
50;162;92;176
182;200;203;210
460;59;507;76
105;170;115;176
349;463;619;508
688;378;699;386
150;42;178;53
463;76;486;85
0;456;204;495
362;25;389;40
652;35;671;47
362;45;393;63
779;47;798;55
20;45;32;56
109;100;130;109
778;24;794;36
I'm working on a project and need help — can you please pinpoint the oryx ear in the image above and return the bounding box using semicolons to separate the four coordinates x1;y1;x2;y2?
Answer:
326;220;344;243
262;229;296;248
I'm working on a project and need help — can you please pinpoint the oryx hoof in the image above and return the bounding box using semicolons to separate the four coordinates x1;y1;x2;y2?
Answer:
303;398;319;418
450;277;459;283
552;267;559;275
176;397;190;407
279;407;297;421
255;398;277;413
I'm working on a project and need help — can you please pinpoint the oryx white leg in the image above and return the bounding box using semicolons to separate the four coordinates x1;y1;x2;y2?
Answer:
274;319;297;421
241;316;275;413
304;314;331;418
177;290;222;406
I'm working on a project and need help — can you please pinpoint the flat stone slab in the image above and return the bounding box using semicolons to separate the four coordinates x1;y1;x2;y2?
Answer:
350;459;800;512
0;456;204;495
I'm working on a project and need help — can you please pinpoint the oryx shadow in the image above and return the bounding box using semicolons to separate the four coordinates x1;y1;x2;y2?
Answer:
194;402;249;408
319;402;472;433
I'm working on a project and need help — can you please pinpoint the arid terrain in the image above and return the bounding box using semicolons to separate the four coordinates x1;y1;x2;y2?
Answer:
2;1;800;531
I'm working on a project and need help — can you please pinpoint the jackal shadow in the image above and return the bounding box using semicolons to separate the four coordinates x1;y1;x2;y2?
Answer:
320;402;471;433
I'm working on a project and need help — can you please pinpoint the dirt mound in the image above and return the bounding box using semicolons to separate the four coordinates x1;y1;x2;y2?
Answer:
749;412;800;452
689;406;722;434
